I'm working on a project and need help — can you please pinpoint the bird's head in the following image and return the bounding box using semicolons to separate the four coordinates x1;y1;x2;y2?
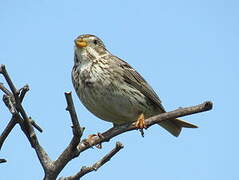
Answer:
75;34;105;49
74;34;108;64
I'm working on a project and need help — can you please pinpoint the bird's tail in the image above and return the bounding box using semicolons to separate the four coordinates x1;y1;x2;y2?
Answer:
159;118;198;137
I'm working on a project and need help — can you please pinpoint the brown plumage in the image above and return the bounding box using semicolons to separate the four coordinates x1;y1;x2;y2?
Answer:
72;34;197;137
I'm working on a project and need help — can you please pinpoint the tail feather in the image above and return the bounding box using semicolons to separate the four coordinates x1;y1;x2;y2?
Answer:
159;118;198;137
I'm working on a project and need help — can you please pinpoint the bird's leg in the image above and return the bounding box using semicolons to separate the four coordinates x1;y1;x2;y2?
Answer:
135;113;147;129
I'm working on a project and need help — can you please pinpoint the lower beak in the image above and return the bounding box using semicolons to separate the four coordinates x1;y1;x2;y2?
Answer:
75;39;88;48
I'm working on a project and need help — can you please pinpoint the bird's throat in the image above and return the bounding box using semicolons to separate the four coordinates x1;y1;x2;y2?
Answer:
83;46;109;61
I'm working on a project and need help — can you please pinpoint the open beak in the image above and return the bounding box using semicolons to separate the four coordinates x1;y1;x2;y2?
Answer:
75;39;88;48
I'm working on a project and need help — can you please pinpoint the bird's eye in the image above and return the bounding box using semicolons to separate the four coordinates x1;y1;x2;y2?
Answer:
93;40;98;45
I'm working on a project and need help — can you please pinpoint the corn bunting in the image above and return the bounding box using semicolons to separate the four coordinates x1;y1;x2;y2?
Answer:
72;34;197;137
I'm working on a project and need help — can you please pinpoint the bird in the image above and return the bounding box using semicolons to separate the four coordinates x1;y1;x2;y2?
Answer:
72;34;197;137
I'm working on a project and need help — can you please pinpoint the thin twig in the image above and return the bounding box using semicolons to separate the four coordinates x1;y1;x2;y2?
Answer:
29;117;43;133
0;82;12;96
0;159;7;163
19;84;29;103
0;116;17;150
59;142;124;180
0;65;18;97
64;92;84;141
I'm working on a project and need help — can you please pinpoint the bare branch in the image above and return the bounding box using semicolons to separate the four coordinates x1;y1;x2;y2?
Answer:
0;83;42;133
29;117;43;133
52;92;85;177
0;116;17;150
53;101;212;179
13;114;53;174
77;101;213;153
0;82;12;96
0;159;7;163
59;142;124;180
0;65;36;146
17;105;36;144
33;139;54;174
3;94;17;115
0;65;51;173
19;84;29;103
0;65;18;97
64;92;84;143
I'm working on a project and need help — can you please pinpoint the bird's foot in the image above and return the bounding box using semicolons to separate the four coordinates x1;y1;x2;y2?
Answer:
135;113;147;129
85;133;104;149
135;113;147;137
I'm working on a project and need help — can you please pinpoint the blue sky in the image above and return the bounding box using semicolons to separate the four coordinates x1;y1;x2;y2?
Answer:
0;0;238;179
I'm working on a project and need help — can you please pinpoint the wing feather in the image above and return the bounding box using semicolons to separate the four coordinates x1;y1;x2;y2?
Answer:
112;56;165;112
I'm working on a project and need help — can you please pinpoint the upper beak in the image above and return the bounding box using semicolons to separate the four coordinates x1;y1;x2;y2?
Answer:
75;39;88;48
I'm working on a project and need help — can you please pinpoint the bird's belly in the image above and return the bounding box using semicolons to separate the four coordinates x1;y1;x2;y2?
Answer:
78;83;152;125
